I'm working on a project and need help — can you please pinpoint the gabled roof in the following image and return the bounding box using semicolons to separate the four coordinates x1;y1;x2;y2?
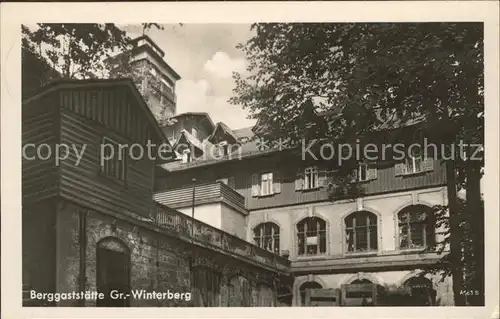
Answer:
207;121;239;144
173;129;205;152
22;78;169;146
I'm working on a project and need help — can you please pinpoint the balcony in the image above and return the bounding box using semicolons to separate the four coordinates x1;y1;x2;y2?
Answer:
155;203;291;273
154;181;246;215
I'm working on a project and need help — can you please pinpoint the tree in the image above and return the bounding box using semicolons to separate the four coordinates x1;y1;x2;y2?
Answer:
22;23;179;125
22;24;131;80
231;23;484;306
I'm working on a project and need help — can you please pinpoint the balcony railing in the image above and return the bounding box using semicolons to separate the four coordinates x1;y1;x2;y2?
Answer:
154;181;246;213
155;203;290;273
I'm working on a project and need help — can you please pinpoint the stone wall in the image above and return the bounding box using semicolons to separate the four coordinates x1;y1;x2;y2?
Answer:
22;199;58;304
51;198;281;307
56;199;191;306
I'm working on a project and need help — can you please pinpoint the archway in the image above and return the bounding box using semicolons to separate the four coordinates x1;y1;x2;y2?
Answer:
404;276;436;306
299;281;322;306
96;237;131;307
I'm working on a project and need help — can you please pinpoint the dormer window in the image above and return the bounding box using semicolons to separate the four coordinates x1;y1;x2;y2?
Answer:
218;141;228;156
182;149;191;164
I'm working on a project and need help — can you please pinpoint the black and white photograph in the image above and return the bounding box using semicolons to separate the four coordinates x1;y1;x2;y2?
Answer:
1;2;499;318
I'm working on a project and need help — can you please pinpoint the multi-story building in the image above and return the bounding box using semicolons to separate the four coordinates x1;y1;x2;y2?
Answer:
21;33;293;307
155;111;455;306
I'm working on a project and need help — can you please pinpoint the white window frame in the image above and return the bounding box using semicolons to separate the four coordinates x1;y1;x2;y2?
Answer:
260;172;273;196
181;149;191;164
405;154;424;174
304;167;319;190
357;164;369;182
218;141;228;156
253;222;280;254
297;217;327;256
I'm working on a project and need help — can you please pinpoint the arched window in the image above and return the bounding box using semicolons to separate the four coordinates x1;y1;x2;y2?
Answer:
351;278;373;285
345;211;378;252
299;281;322;306
403;276;436;306
297;217;327;256
398;205;435;249
96;237;130;307
253;222;280;254
348;278;374;301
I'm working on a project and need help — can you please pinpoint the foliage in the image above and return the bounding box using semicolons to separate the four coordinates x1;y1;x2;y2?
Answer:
22;24;131;80
232;23;484;305
422;198;484;303
22;23;179;125
232;23;483;146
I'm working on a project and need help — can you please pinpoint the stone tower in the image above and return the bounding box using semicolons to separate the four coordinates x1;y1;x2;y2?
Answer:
117;35;181;119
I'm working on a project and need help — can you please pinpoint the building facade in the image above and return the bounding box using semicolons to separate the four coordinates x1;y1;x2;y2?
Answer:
155;112;455;306
21;79;292;307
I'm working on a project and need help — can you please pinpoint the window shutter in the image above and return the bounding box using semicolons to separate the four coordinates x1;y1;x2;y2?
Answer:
251;174;260;197
273;172;281;194
422;157;434;172
367;167;378;180
295;171;303;191
319;169;329;187
395;163;406;176
351;168;358;182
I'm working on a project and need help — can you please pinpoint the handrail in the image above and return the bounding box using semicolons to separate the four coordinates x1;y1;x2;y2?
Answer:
155;203;290;272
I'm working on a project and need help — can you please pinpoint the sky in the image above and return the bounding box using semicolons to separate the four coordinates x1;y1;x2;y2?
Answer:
122;24;257;130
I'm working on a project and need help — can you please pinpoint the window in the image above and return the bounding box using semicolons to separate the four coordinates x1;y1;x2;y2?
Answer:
304;167;319;189
403;147;436;175
398;205;434;249
357;164;368;181
260;172;273;196
299;281;322;306
101;137;126;182
345;211;378;253
217;141;228;156
161;78;173;92
253;223;280;254
181;149;191;163
405;152;424;174
252;172;280;197
353;164;377;182
297;217;327;256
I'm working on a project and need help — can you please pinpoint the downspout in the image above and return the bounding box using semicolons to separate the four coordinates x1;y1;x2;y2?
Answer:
78;211;87;306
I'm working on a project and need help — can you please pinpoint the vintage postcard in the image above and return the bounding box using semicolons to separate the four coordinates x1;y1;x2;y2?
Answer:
1;1;499;319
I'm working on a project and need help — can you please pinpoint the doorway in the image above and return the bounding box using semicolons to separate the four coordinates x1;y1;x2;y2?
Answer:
96;237;131;307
